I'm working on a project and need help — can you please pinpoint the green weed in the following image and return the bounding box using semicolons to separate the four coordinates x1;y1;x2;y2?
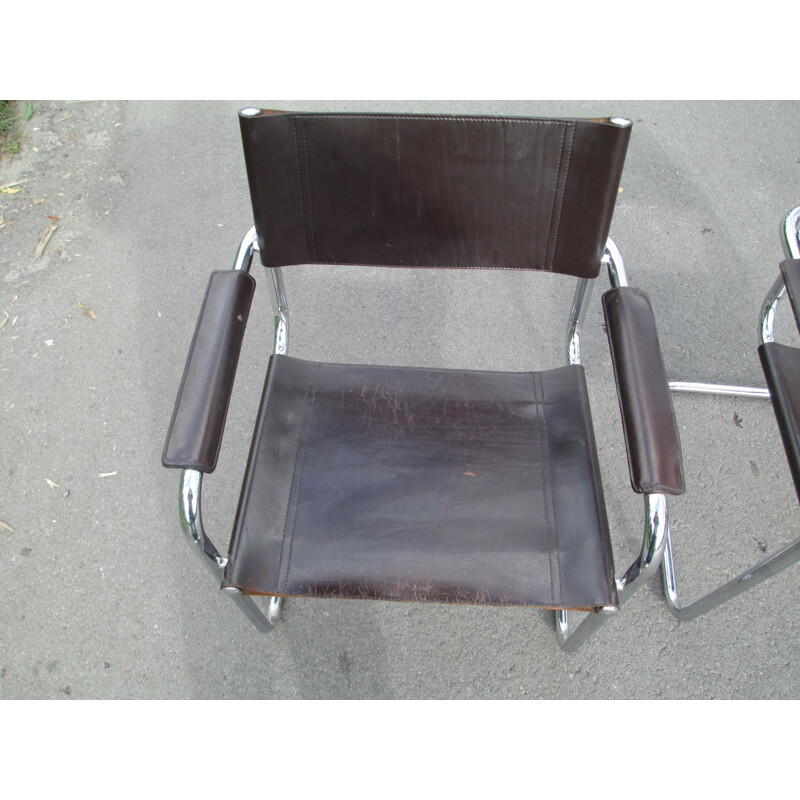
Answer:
0;100;32;158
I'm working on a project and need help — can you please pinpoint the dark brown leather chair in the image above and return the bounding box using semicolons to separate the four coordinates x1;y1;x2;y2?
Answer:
662;208;800;620
162;109;685;650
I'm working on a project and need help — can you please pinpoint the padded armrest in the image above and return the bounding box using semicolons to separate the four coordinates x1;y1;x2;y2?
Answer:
162;270;255;473
602;287;685;495
779;260;800;333
759;342;800;502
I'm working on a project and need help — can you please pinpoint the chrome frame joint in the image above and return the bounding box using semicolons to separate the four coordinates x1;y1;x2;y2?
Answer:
566;238;625;366
557;493;669;651
179;468;276;632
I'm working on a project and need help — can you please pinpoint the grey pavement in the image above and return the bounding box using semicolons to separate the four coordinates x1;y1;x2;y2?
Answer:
0;100;798;699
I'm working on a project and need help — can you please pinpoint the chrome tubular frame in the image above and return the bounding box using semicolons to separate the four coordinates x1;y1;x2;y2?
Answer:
176;226;285;632
558;238;671;650
661;206;800;621
557;493;668;651
662;529;800;622
668;382;770;398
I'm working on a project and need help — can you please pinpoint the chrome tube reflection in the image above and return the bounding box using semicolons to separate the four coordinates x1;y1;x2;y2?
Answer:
180;468;227;572
267;266;289;356
566;277;594;366
662;526;800;622
781;205;800;260
233;226;258;273
557;493;668;651
604;237;628;289
758;207;800;345
759;272;786;346
669;382;769;399
564;238;626;367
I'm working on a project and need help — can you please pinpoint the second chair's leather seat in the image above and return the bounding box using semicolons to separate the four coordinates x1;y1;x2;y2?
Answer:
223;354;618;611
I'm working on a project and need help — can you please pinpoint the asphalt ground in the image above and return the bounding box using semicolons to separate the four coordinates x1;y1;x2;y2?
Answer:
1;100;799;703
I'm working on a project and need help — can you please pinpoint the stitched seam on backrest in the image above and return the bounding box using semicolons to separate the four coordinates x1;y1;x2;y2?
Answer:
547;123;575;272
542;124;567;272
292;118;311;263
301;118;318;262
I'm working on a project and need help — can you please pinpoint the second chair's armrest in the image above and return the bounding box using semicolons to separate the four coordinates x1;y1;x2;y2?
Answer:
779;259;800;333
162;270;256;473
602;287;685;495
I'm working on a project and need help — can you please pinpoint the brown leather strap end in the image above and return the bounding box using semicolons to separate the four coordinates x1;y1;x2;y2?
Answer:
759;342;800;502
162;270;255;472
779;259;800;333
602;287;685;495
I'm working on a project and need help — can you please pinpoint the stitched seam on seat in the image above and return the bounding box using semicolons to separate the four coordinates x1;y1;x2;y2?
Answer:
293;118;311;263
274;353;560;378
547;124;575;272
531;373;555;605
536;372;563;606
301;118;318;262
277;364;319;592
293;261;595;274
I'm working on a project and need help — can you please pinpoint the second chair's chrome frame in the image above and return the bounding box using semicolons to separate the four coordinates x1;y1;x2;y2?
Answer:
659;206;800;620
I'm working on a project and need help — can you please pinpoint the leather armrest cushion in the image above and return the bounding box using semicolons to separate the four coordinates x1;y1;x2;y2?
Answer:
162;270;255;472
602;287;685;495
759;341;800;503
779;259;800;334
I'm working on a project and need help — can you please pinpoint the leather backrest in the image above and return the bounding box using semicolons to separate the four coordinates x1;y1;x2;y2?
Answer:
240;110;630;278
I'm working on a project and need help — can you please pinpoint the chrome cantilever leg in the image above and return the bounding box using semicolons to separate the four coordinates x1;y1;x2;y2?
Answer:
557;494;669;651
661;525;800;621
180;469;280;631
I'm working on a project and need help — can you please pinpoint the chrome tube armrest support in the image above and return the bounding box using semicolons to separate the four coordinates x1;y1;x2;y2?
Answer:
566;238;627;367
560;241;672;649
169;227;287;631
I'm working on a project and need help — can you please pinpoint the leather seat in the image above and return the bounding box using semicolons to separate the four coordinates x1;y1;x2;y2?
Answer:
222;355;617;610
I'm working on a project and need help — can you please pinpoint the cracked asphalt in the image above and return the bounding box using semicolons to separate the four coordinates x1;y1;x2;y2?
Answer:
1;100;798;699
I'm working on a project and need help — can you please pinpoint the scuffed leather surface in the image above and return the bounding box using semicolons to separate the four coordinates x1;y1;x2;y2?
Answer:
162;270;255;473
779;259;800;333
602;287;685;495
223;355;618;611
759;342;800;501
239;111;629;278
